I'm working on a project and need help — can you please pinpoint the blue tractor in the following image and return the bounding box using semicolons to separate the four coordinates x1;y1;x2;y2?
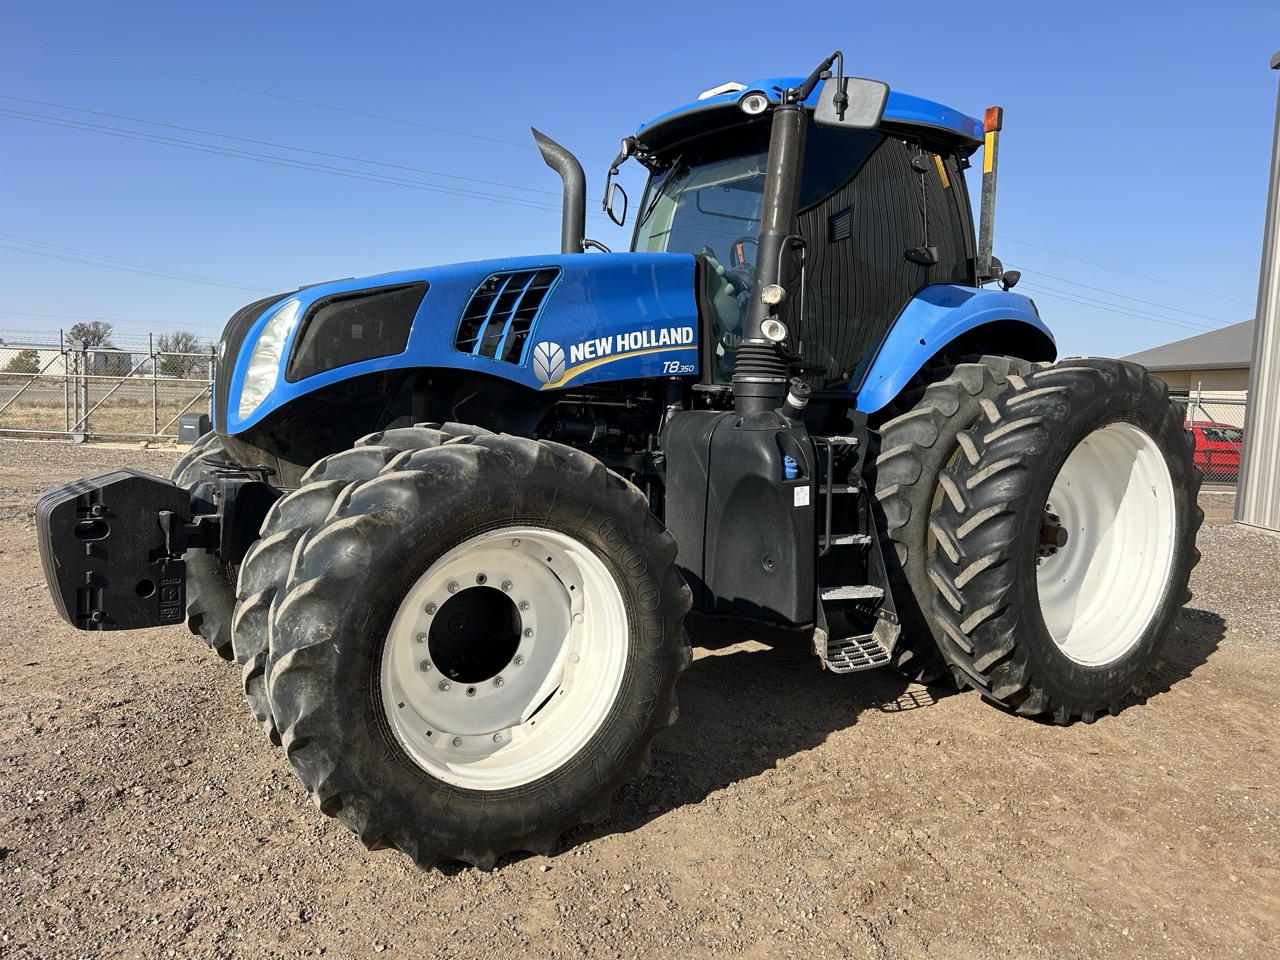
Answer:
37;54;1200;868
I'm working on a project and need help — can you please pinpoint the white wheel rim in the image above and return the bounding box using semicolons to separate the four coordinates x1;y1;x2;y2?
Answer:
1036;422;1176;666
379;526;628;790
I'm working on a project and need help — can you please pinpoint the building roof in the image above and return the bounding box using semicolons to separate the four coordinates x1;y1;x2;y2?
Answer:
1122;319;1255;371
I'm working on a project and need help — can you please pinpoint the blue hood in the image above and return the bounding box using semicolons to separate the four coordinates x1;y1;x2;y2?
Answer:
224;252;701;433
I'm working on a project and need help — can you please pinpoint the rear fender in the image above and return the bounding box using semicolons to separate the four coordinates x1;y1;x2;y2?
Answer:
853;285;1056;414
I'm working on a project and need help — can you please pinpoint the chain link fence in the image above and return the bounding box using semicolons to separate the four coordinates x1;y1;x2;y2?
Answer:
1172;391;1247;486
0;336;216;441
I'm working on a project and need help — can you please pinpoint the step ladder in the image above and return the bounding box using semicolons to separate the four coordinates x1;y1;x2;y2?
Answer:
813;433;898;674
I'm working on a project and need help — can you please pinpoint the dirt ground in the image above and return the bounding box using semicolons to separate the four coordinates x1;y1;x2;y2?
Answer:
1;439;1276;960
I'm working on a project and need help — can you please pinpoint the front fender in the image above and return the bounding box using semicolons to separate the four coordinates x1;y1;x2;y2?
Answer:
853;285;1056;414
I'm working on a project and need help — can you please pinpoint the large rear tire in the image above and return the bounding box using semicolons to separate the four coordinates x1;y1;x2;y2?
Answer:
926;359;1202;723
872;356;1032;683
170;433;236;660
263;432;692;867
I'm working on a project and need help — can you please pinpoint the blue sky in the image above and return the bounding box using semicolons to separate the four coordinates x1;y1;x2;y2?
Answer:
2;1;1278;358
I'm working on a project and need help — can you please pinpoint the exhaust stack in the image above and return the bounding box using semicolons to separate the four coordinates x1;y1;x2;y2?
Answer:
532;128;586;255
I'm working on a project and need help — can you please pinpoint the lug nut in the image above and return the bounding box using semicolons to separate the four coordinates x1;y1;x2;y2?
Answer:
420;660;432;672
501;581;513;592
475;573;487;585
89;503;105;517
512;539;521;547
416;632;428;643
514;656;525;666
424;602;437;615
447;581;459;594
523;628;534;638
493;676;504;688
438;680;451;692
519;601;531;611
452;737;463;747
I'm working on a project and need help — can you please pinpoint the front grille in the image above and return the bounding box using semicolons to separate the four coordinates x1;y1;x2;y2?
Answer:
455;269;559;364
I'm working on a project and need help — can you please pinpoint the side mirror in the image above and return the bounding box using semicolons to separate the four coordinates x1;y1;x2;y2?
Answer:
605;182;628;226
813;77;889;131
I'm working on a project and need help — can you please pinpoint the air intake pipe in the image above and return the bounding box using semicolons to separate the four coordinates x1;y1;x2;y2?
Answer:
532;128;587;255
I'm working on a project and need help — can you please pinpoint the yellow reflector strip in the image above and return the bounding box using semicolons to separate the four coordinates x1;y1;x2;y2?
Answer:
934;154;950;189
983;131;996;173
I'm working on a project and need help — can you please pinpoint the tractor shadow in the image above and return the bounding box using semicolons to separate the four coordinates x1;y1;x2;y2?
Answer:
559;614;945;850
1130;606;1224;707
556;607;1225;854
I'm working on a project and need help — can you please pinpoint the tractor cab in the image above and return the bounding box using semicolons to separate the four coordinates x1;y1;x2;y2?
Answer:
625;79;985;390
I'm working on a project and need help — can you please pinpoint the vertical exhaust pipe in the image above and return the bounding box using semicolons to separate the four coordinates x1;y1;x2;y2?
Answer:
532;128;586;255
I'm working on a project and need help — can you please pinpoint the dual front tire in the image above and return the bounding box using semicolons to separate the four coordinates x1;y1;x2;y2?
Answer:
229;427;690;867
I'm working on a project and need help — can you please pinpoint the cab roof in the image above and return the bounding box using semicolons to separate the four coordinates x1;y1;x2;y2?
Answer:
637;75;983;151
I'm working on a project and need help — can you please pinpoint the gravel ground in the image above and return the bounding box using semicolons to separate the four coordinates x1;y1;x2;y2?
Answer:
0;440;1276;959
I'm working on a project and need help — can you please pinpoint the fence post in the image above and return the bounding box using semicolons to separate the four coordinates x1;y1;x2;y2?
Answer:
61;331;69;433
71;340;88;442
208;345;217;425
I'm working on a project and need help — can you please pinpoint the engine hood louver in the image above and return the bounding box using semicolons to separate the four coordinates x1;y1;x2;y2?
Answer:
455;268;560;364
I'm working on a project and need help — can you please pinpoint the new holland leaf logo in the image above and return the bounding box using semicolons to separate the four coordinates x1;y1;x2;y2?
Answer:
532;341;565;385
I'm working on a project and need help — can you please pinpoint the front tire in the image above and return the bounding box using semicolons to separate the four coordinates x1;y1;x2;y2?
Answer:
264;433;692;867
926;359;1202;723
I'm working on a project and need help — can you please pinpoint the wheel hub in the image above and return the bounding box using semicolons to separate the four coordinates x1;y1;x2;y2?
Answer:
429;587;520;682
379;526;628;790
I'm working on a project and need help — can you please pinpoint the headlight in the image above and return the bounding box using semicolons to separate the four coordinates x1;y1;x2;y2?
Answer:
238;299;301;420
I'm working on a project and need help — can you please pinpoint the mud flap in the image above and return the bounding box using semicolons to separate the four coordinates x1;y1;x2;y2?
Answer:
37;468;192;630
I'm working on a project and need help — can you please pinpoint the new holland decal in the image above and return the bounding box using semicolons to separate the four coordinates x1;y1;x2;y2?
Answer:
532;325;696;388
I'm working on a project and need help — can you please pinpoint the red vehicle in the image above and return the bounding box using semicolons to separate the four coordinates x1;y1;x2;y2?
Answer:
1186;421;1243;480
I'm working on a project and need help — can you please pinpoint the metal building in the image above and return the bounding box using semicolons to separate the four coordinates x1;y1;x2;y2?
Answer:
1236;51;1280;534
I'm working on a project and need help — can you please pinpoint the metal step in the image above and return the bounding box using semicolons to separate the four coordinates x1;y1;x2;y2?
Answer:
823;632;892;674
819;533;871;548
819;584;884;602
819;483;858;495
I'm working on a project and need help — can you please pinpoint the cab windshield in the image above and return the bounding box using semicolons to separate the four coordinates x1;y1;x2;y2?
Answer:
633;151;767;261
632;123;883;263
